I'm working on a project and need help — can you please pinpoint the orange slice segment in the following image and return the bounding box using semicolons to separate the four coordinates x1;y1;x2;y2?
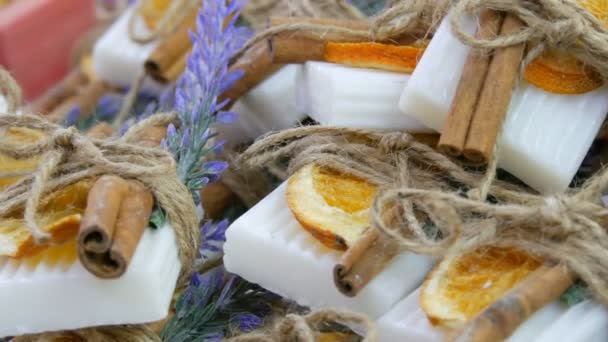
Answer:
287;164;377;250
420;246;543;329
324;41;427;73
0;127;46;191
0;179;94;258
140;0;172;29
524;49;603;94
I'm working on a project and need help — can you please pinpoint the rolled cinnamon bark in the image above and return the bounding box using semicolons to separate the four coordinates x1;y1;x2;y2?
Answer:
220;41;281;105
268;17;369;64
79;175;130;253
30;69;88;115
144;10;197;81
333;228;400;297
106;180;154;278
463;14;526;163
201;181;234;219
450;263;575;342
438;10;504;157
150;48;190;84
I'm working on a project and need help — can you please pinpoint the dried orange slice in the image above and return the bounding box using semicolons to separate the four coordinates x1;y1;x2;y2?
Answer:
140;0;172;29
324;41;427;73
0;179;94;258
420;246;543;329
524;49;603;94
287;164;377;250
0;127;46;191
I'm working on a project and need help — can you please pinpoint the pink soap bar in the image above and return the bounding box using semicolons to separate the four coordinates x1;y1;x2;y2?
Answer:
0;0;95;100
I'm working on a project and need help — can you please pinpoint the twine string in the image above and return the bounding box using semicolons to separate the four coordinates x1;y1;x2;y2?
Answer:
241;126;608;307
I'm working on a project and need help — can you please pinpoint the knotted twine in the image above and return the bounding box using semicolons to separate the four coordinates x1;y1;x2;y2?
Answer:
240;126;608;308
0;112;199;281
234;0;608;80
227;309;376;342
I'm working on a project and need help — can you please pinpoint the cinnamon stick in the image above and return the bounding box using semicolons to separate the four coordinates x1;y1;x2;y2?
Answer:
438;10;505;157
268;17;427;65
144;10;197;81
333;228;400;297
150;48;190;84
268;17;369;64
106;180;154;277
450;263;575;342
79;175;130;253
219;40;281;106
201;181;234;219
78;125;166;278
463;14;526;163
30;69;88;115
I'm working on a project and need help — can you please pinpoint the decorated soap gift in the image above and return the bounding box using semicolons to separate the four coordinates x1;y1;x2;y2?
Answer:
399;9;608;193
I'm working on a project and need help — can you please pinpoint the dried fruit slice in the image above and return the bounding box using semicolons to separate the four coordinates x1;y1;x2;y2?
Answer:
524;49;603;94
287;164;377;250
0;179;94;258
324;41;427;73
420;246;543;329
140;0;172;29
0;127;45;191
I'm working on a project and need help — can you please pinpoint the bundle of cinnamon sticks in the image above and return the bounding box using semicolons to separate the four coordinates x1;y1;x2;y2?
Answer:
438;11;526;164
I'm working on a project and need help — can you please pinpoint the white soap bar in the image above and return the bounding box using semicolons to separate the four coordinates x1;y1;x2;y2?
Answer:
0;223;180;337
92;6;164;93
297;62;431;131
218;65;307;146
0;95;6;113
376;287;608;342
224;182;434;319
399;14;608;193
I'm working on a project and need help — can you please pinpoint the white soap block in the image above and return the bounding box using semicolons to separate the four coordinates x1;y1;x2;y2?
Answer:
376;287;608;342
376;288;444;342
224;182;434;319
297;62;431;131
0;223;180;337
218;65;307;146
92;6;164;93
399;14;608;193
0;95;6;113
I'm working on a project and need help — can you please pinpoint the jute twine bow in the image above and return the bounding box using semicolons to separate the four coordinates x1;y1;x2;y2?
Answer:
0;112;199;281
0;113;199;276
241;126;608;307
228;309;377;342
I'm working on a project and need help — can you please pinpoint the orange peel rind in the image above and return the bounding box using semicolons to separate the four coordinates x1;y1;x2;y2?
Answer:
287;164;377;250
324;41;427;74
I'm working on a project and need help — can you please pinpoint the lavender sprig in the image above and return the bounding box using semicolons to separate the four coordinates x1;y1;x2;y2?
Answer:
164;0;251;205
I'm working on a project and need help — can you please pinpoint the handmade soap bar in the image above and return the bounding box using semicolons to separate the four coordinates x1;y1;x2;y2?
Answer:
0;0;95;100
92;6;164;93
218;65;307;146
376;288;608;342
399;14;608;193
297;62;431;131
0;223;180;337
224;182;434;319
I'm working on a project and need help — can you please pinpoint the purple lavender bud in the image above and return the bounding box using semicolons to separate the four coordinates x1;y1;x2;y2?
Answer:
190;272;203;287
233;313;263;332
212;140;226;155
181;129;190;148
203;161;228;174
167;123;178;138
216;111;238;124
64;105;81;126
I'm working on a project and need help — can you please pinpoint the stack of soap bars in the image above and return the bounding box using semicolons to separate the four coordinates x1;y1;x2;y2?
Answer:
223;5;608;342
